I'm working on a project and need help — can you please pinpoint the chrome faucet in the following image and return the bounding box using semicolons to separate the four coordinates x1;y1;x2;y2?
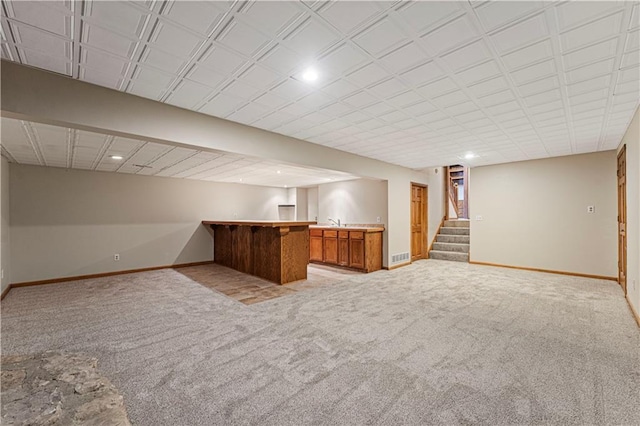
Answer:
328;218;341;227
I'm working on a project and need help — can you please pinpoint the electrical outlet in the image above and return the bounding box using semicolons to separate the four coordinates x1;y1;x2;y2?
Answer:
233;212;238;218
114;254;120;261
587;205;595;213
476;215;483;221
376;216;381;223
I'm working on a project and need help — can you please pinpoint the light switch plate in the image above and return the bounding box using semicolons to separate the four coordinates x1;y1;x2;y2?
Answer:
476;215;483;221
587;205;595;213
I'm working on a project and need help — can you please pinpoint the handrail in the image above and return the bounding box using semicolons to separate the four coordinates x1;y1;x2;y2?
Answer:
449;180;460;218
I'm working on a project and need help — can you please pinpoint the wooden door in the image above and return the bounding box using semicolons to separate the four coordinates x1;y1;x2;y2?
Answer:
323;230;338;264
349;238;365;269
618;146;627;295
411;183;427;261
309;231;324;262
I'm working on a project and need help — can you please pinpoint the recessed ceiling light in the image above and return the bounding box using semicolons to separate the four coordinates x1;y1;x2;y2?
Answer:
276;170;281;174
465;153;475;160
302;68;318;82
239;178;243;182
284;185;288;188
110;155;123;160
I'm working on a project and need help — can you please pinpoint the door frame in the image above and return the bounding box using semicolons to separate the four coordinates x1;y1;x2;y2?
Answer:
410;182;428;261
617;145;627;295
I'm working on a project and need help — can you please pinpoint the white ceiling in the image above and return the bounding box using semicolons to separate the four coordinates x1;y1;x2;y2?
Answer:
0;117;359;187
1;1;639;169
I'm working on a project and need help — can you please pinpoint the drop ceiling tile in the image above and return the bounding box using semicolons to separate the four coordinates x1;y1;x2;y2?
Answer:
81;47;127;76
358;118;386;131
621;49;640;68
569;88;609;106
238;65;283;89
417;77;458;98
625;29;640;53
186;65;227;89
400;61;446;86
455;110;487;123
8;1;71;37
198;44;247;76
560;12;623;52
618;66;640;83
353;16;408;57
615;78;640;96
446;101;479;116
533;108;565;122
572;99;608;114
568;75;612;97
487;100;520;115
319;102;351;117
343;90;378;108
378;42;426;73
11;23;70;58
217;19;272;57
254;91;290;109
565;58;615;83
475;1;543;31
572;108;606;122
431;90;470;107
223;80;263;100
631;3;640;29
80;66;122;89
164;1;225;35
562;39;618;70
420;15;480;55
403;101;438;116
252;111;295;130
257;45;303;76
128;79;166;100
141;47;186;74
510;59;556;85
490;13;549;54
317;43;370;76
239;1;303;36
477;89;516;107
367;77;407;98
166;80;212;109
517;76;560;97
199;93;246;117
133;65;174;89
501;39;554;71
297;91;333;110
362;102;394;116
270;78;314;100
386;91;423;108
284;18;340;57
321;79;359;99
83;24;136;57
342;110;370;124
555;1;624;31
152;20;205;58
467;76;510;97
346;62;388;88
227;102;271;124
494;109;526;122
528;99;563;115
319;1;384;34
395;1;463;35
441;39;492;71
455;60;501;85
87;1;149;38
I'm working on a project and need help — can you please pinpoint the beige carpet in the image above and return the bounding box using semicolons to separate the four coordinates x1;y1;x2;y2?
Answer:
1;260;639;425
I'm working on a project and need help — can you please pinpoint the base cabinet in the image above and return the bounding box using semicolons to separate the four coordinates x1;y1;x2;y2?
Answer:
310;227;383;272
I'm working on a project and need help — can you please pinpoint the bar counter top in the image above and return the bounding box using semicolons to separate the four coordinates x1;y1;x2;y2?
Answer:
202;220;317;227
309;225;385;233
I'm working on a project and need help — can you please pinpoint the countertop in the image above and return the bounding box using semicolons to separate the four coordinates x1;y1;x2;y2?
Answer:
310;225;385;232
203;220;317;227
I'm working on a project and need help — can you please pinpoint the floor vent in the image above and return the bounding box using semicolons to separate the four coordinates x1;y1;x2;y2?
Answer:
392;252;410;263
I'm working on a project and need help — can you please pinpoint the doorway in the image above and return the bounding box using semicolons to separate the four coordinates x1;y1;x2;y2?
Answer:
618;146;627;295
446;165;469;219
411;183;427;261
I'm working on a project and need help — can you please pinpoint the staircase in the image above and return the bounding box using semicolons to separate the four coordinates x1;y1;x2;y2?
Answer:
429;219;469;262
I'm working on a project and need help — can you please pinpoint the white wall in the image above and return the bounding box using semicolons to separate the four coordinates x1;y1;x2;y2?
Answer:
424;167;446;248
307;187;318;221
295;188;308;221
318;179;388;226
1;156;10;293
618;107;639;319
470;151;618;277
10;164;288;283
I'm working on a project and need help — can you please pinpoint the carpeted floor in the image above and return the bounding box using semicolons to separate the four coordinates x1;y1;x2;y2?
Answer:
2;260;639;425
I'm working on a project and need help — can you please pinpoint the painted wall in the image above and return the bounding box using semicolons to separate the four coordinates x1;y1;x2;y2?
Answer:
307;187;318;222
423;167;446;248
1;156;10;293
295;188;308;221
1;61;431;267
470;151;618;277
618;107;639;319
10;164;288;283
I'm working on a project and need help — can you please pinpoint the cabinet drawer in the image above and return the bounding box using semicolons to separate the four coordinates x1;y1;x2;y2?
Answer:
339;230;349;239
324;230;338;238
349;231;364;240
310;229;323;237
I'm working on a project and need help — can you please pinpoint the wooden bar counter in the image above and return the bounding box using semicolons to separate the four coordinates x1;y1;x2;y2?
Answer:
202;220;316;284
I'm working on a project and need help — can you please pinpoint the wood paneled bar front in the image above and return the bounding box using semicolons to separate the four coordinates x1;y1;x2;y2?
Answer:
202;221;317;284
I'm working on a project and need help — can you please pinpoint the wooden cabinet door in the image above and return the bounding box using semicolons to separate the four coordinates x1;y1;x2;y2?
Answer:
338;236;349;266
349;238;365;269
324;237;338;264
310;236;323;262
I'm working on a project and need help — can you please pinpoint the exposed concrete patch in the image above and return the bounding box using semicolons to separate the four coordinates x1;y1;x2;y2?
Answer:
1;351;131;425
